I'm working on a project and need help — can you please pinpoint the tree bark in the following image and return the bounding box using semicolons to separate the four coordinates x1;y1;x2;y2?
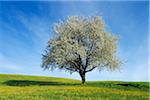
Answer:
79;72;86;84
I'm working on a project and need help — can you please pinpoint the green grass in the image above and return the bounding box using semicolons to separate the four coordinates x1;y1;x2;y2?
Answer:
0;74;149;100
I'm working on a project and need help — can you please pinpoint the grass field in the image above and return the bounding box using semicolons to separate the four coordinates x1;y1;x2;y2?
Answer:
0;74;149;100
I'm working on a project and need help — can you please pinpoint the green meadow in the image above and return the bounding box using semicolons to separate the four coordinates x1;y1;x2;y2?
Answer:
0;74;149;100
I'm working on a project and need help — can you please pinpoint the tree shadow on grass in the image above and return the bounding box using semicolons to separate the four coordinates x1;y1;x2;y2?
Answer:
116;83;148;90
3;80;80;86
117;83;136;87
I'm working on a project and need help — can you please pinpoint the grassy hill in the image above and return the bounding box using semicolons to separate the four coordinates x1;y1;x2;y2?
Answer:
0;74;149;100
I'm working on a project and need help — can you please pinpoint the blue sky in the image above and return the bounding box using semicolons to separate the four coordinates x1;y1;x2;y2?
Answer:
0;1;149;81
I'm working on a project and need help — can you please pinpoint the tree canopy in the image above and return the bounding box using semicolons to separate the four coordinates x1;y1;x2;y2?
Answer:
42;16;121;84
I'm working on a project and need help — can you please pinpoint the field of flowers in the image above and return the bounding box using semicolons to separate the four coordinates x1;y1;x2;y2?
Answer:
0;74;149;100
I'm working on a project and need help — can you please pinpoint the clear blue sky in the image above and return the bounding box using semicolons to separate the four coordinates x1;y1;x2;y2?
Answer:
0;1;149;81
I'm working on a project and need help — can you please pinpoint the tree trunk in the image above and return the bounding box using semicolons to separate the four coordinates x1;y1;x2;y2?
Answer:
79;72;86;84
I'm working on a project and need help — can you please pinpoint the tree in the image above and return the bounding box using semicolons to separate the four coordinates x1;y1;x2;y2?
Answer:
42;16;121;84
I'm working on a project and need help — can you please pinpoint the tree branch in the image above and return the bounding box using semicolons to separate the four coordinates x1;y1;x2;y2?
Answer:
85;66;96;72
73;52;84;71
84;56;89;71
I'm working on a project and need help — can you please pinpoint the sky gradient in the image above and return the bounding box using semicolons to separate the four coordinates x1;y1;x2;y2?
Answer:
0;1;149;81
